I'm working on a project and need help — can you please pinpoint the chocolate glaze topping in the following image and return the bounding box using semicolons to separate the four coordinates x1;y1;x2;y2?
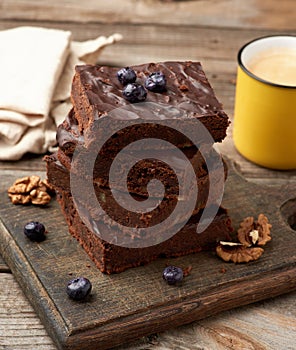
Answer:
73;61;228;120
56;109;84;155
58;62;229;151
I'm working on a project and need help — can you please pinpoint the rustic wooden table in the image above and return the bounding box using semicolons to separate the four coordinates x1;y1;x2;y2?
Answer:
0;1;296;349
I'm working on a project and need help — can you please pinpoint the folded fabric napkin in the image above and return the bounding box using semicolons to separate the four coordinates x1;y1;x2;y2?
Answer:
0;26;122;160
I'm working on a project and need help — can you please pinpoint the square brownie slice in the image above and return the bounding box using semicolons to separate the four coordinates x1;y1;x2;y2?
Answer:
45;153;227;230
56;188;233;274
71;61;230;147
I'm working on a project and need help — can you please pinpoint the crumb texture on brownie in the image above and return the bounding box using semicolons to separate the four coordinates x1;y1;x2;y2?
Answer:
56;189;232;274
46;154;227;230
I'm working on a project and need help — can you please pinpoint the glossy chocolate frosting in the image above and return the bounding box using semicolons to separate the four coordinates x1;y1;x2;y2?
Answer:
74;61;227;118
58;62;230;154
70;61;230;142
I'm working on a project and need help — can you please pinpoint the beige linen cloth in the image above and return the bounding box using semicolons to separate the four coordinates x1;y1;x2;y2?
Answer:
0;26;122;160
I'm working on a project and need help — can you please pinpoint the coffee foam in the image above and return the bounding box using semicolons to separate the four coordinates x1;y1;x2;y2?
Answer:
247;47;296;87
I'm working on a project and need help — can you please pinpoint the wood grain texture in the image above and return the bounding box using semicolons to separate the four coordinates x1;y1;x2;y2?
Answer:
1;1;296;348
0;153;47;171
0;161;295;349
1;0;296;30
0;21;294;94
153;294;296;350
0;273;56;349
0;255;9;272
0;168;52;273
1;272;295;350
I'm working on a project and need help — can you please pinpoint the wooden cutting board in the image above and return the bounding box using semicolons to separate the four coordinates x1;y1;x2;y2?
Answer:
0;158;295;350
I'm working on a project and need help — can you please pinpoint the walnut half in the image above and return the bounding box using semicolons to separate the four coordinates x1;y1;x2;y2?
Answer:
8;176;54;205
237;214;272;247
216;241;264;263
216;214;271;264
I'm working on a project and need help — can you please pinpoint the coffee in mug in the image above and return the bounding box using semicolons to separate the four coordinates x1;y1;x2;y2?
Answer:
248;47;296;87
233;35;296;169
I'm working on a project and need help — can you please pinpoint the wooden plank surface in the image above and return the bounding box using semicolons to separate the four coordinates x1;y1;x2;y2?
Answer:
1;0;295;30
1;0;296;349
0;160;296;349
0;255;8;272
1;271;295;350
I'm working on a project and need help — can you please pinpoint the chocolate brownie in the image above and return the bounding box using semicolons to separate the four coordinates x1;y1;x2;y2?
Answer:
46;153;226;229
46;60;232;274
56;109;226;197
71;61;230;148
57;108;195;156
56;147;225;199
56;189;233;274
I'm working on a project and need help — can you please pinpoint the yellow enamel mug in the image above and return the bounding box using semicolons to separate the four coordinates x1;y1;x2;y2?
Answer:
233;35;296;169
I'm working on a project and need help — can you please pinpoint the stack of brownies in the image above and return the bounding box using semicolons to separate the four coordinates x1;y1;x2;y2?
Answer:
45;61;233;274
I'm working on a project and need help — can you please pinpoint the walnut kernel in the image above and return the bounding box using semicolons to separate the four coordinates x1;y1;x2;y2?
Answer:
216;242;264;263
8;193;31;205
237;214;272;247
216;214;271;264
8;176;53;205
30;189;51;205
249;229;259;245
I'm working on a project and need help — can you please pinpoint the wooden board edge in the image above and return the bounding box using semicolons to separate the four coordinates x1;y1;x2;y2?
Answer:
0;254;10;272
0;218;69;350
1;158;296;350
1;208;296;350
63;264;296;350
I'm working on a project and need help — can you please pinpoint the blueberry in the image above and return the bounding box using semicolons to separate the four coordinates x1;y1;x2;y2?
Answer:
66;277;92;301
123;83;147;103
145;72;166;92
24;221;46;242
163;266;183;285
117;67;137;85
